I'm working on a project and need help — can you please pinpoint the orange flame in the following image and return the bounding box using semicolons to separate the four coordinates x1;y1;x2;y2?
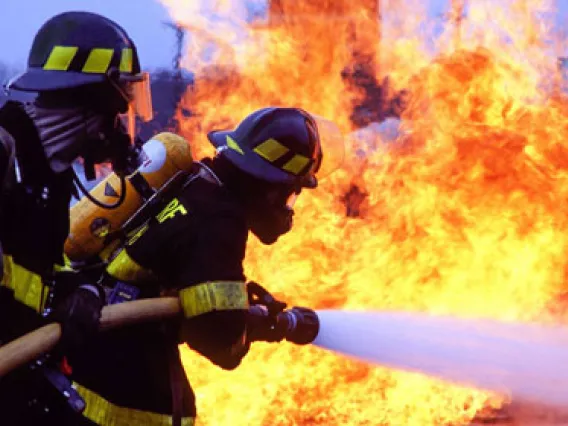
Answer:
158;0;568;424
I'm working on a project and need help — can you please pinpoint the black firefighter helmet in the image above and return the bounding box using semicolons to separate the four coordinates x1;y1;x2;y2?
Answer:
208;107;340;189
7;11;155;210
11;11;139;90
8;11;152;121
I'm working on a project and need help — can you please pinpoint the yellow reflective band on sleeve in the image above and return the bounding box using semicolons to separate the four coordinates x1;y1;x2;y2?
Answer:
43;46;78;71
254;138;289;162
1;255;46;313
75;384;195;426
180;281;249;318
82;48;114;74
226;135;244;155
106;249;155;283
282;153;310;174
119;48;133;73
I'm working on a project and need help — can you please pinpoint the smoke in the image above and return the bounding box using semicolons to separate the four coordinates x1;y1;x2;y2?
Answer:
314;310;568;410
160;0;268;70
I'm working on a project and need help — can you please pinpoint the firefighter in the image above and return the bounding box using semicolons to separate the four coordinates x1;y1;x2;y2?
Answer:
63;107;341;425
0;11;153;425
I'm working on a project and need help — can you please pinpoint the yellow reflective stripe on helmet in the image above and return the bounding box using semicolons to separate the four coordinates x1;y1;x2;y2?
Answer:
75;383;195;426
120;48;133;73
82;48;114;73
180;281;248;318
106;249;155;283
226;135;244;155
282;153;311;174
43;46;78;71
1;255;46;313
254;138;289;162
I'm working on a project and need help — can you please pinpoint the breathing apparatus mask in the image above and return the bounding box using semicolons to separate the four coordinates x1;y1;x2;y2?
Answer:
243;180;305;245
73;68;153;210
246;115;344;245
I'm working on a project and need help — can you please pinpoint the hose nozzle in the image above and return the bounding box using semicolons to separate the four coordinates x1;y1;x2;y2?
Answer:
246;281;319;345
278;307;320;345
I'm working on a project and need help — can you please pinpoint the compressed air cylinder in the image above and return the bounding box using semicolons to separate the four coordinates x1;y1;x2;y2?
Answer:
65;132;193;262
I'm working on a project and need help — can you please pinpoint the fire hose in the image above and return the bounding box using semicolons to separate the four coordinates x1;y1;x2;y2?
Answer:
0;297;181;378
0;285;320;378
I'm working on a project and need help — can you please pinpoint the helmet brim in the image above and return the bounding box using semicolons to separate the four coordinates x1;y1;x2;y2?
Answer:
8;68;105;92
208;130;299;186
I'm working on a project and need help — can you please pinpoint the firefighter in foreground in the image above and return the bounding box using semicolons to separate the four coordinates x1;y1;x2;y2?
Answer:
0;11;153;425
62;107;341;425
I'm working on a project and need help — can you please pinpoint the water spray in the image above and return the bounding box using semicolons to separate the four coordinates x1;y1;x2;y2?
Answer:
311;310;568;410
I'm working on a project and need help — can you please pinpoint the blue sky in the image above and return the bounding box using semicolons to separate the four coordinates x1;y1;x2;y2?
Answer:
0;0;175;69
0;0;567;72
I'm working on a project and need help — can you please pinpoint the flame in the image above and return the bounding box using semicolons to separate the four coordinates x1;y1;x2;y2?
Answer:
158;0;568;424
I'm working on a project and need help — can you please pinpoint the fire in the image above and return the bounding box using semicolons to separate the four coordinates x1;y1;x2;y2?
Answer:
158;0;568;424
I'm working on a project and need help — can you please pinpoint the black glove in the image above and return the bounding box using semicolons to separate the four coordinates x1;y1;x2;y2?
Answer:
49;284;105;356
246;305;288;343
246;282;320;345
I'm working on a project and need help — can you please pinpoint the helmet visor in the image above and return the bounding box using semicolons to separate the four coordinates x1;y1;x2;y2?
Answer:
127;71;153;122
118;71;153;141
309;114;345;183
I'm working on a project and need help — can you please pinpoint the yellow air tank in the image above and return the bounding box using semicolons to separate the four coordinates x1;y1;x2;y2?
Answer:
65;132;193;262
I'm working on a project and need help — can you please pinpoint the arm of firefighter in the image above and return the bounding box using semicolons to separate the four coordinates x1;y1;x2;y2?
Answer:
175;215;250;370
179;306;249;370
0;130;15;279
121;192;251;369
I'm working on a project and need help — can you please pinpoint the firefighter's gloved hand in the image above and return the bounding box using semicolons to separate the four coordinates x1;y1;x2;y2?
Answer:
50;284;105;356
246;305;288;343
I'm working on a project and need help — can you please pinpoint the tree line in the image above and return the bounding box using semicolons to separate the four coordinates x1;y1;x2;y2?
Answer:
0;62;407;140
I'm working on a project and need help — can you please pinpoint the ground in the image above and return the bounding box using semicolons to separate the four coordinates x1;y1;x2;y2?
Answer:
470;402;568;426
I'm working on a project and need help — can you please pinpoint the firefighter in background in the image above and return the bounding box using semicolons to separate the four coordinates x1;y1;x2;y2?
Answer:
64;107;340;425
0;11;153;425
